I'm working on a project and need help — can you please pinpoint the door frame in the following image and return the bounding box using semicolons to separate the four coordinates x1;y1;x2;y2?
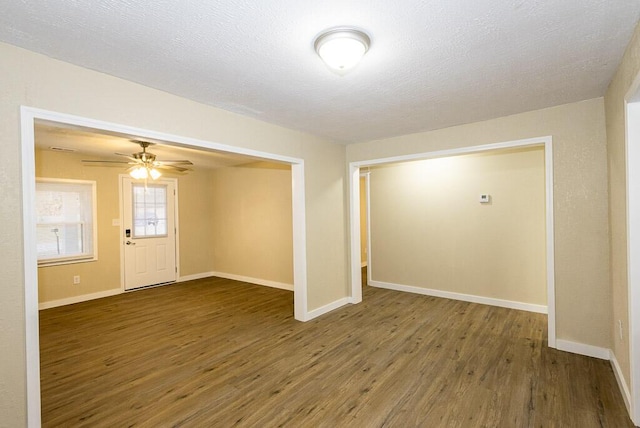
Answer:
624;71;640;425
359;171;371;271
21;106;309;427
348;136;556;346
119;175;180;291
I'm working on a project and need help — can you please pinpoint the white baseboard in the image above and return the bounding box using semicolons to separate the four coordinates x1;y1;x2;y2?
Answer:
190;271;294;291
306;297;352;320
178;272;216;282
555;339;610;360
369;280;548;314
38;288;122;310
179;271;293;291
610;350;632;414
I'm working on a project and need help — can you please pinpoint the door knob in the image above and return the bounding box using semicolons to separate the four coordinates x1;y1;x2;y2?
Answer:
126;241;136;245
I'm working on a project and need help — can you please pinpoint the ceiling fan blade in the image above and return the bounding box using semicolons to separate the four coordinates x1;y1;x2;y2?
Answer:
114;152;140;162
155;164;190;172
156;160;194;165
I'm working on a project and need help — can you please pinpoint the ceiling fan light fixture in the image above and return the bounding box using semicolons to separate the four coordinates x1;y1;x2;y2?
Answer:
130;166;148;180
130;165;161;180
314;27;370;73
83;140;188;178
149;167;162;180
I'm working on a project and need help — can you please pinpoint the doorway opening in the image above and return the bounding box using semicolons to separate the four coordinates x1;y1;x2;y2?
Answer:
21;107;309;425
348;136;556;347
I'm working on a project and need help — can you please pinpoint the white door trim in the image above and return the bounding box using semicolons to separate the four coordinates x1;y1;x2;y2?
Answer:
625;72;640;425
348;136;556;346
20;107;41;428
20;106;308;427
359;171;371;270
119;175;180;291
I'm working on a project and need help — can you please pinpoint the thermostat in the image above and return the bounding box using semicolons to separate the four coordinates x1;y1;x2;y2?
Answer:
479;194;491;204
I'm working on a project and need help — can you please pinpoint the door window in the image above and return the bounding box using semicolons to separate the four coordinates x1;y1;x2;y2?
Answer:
132;184;168;238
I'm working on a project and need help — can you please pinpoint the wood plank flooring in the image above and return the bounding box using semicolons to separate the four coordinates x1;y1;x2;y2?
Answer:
39;275;633;427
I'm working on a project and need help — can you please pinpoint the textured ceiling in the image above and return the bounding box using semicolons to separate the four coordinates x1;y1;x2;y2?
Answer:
2;1;640;143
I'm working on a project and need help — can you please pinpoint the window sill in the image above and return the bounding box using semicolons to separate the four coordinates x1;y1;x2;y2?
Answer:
38;256;97;268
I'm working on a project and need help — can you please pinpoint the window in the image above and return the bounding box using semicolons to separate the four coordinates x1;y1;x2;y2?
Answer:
36;178;97;265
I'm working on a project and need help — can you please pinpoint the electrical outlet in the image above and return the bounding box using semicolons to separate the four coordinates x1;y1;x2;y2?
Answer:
619;320;623;340
73;275;80;285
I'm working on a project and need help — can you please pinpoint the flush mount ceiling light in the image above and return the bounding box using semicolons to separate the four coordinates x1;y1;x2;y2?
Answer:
314;27;370;74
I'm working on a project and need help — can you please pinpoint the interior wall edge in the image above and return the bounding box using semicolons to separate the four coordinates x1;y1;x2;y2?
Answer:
305;296;353;321
611;349;633;415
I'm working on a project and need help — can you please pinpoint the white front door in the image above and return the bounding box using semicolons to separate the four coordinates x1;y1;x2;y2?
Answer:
121;177;177;290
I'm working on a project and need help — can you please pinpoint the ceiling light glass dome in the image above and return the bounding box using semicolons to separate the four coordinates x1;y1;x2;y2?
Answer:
314;28;371;73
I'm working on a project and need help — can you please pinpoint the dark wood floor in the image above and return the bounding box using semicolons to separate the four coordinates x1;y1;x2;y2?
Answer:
39;275;633;427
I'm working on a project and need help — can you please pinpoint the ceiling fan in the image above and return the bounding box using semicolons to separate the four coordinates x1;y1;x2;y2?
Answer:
82;140;193;180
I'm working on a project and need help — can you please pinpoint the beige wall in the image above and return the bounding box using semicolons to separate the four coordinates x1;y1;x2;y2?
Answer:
347;97;610;349
1;42;347;425
177;168;216;277
369;147;546;305
604;21;640;392
35;149;123;302
360;176;368;264
210;162;293;285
